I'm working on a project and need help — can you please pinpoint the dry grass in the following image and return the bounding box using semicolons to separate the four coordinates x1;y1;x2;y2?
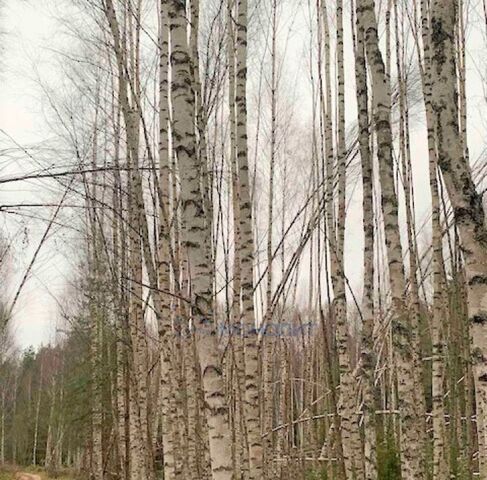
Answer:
0;464;18;480
0;466;77;480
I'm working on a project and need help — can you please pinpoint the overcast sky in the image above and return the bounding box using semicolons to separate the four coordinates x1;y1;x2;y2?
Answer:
0;1;64;348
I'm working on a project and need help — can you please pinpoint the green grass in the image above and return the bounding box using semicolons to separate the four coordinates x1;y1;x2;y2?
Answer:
306;467;328;479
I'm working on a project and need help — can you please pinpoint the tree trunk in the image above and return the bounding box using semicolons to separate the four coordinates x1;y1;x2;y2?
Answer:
353;11;377;479
357;0;422;477
429;0;487;473
169;1;234;478
234;0;264;477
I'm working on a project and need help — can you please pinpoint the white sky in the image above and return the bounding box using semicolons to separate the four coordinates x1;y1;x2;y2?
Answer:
0;1;64;348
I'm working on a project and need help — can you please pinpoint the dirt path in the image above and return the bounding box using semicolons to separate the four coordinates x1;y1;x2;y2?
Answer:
14;473;42;480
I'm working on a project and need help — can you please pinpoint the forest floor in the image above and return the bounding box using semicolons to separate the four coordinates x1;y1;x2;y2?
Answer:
0;466;75;480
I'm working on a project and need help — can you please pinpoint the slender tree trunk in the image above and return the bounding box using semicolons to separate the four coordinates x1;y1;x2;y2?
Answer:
234;0;264;477
263;1;279;475
169;1;234;478
227;1;250;476
33;361;43;467
357;0;422;478
353;10;377;478
157;2;177;478
336;0;364;477
0;387;4;465
416;0;449;476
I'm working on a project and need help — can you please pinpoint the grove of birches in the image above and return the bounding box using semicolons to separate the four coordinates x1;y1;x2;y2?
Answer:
0;0;487;479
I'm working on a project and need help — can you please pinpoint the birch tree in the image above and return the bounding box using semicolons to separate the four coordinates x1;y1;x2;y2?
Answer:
356;0;422;477
169;1;234;478
429;0;487;473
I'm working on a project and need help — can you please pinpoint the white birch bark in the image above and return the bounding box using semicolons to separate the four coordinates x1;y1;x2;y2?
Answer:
157;2;177;478
234;0;264;477
169;1;234;478
417;1;449;475
429;0;487;473
0;387;4;466
227;1;250;476
353;12;377;479
357;0;422;477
